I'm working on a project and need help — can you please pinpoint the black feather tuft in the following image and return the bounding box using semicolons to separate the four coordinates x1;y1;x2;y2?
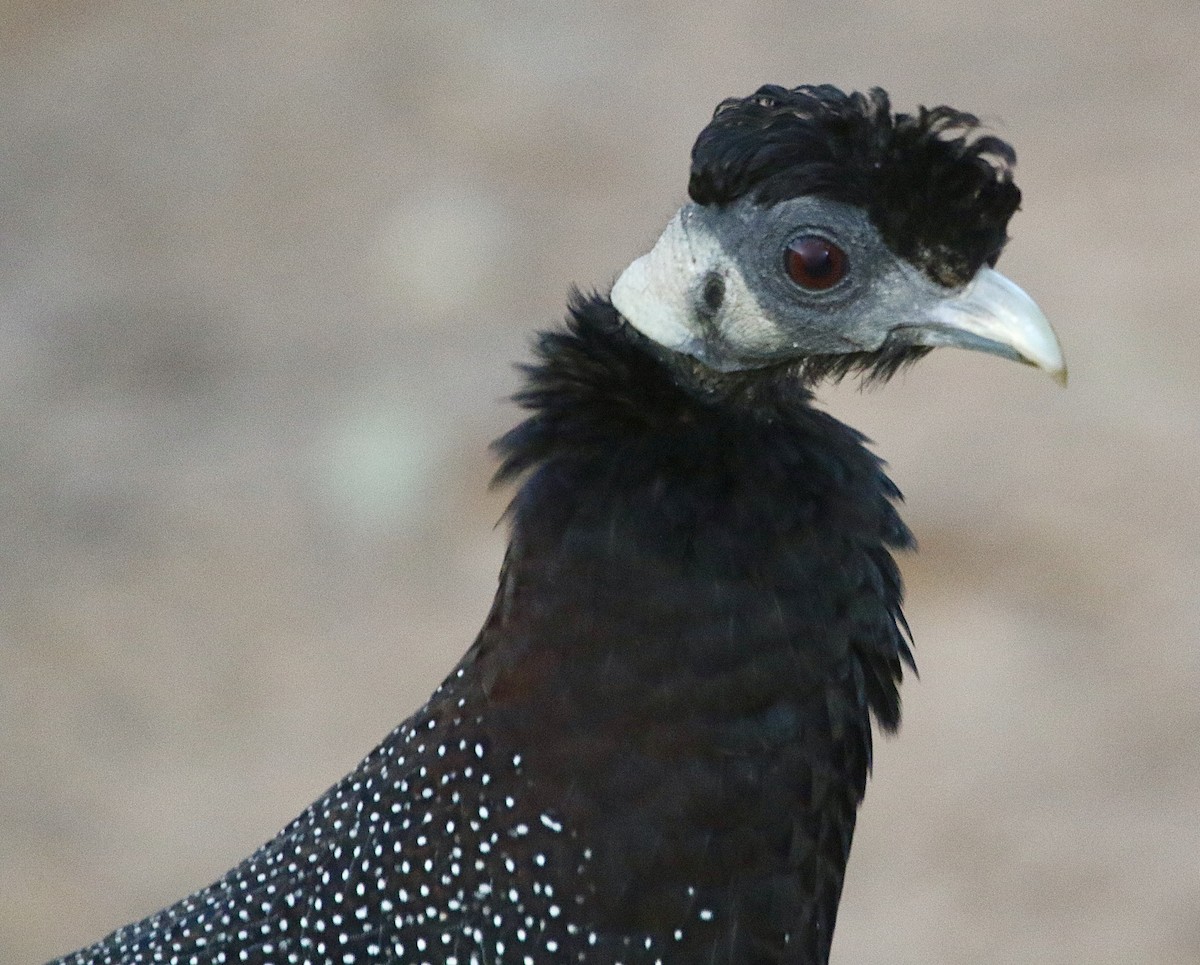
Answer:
689;84;1020;286
797;344;933;388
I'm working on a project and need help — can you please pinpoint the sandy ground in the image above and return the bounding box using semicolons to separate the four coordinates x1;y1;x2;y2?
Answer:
2;3;1198;963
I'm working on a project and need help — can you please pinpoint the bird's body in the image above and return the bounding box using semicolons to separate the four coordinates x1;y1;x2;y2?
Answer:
51;86;1063;965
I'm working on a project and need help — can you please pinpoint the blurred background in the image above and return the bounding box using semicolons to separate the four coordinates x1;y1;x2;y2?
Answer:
2;3;1197;963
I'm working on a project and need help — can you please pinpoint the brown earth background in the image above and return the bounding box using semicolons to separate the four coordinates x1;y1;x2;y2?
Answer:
2;4;1198;963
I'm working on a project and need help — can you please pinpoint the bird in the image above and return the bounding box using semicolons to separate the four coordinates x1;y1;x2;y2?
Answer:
49;84;1064;965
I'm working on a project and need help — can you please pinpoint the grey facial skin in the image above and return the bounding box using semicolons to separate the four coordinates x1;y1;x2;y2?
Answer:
612;196;1066;382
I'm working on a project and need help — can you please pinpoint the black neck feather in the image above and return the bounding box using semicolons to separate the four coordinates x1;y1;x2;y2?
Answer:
465;293;915;962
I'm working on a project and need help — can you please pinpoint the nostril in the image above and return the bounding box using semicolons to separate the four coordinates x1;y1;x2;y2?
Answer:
701;272;725;314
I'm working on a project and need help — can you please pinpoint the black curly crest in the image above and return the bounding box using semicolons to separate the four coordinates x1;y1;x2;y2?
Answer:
689;84;1020;286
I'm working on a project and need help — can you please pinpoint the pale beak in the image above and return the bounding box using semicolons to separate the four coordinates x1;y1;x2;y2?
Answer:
915;268;1067;385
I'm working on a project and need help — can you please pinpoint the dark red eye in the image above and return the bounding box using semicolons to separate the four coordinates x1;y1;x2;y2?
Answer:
784;235;848;290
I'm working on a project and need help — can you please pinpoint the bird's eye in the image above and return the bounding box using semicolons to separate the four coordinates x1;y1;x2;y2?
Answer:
784;235;848;291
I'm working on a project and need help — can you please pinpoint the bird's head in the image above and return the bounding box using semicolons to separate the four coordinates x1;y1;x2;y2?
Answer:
611;85;1066;385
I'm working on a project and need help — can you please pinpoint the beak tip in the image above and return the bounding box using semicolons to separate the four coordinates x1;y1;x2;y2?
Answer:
1035;345;1067;387
1029;352;1067;387
1031;350;1067;387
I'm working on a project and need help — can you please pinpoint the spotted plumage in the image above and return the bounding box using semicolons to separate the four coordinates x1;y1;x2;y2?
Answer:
51;85;1062;965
